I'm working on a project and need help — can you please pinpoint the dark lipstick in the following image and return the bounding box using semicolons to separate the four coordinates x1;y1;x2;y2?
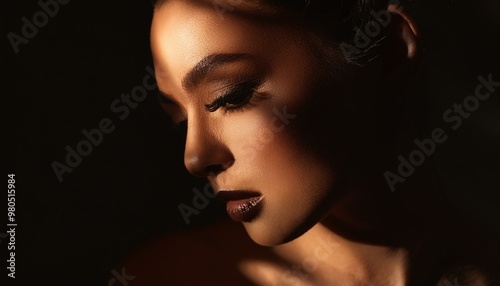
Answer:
217;190;263;222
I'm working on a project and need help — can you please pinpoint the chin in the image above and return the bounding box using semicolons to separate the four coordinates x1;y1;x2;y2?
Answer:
242;222;290;246
241;211;319;246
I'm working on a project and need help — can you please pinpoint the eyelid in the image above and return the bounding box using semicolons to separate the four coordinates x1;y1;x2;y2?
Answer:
157;91;187;127
173;119;188;130
205;79;264;112
157;90;177;105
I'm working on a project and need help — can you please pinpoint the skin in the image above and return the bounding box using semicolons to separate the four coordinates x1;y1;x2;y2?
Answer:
137;0;482;285
151;0;341;246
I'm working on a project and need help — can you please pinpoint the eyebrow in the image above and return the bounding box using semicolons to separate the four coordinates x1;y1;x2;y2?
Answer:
181;53;251;90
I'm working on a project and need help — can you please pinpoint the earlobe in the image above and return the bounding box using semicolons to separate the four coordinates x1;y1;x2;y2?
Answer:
388;4;420;60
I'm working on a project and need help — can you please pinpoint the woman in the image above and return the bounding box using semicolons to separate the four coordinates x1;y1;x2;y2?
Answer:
120;0;499;285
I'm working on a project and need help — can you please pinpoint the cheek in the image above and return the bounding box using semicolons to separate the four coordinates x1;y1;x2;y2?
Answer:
221;109;278;169
259;135;335;220
223;109;336;244
223;105;336;204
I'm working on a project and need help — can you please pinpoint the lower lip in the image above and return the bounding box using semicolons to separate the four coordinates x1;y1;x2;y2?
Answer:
226;196;263;222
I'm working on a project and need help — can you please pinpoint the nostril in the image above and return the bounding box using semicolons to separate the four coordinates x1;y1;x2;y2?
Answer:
205;159;234;177
222;159;234;170
205;165;224;177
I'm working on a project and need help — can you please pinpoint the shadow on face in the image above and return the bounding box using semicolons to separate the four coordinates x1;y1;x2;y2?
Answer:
151;0;420;245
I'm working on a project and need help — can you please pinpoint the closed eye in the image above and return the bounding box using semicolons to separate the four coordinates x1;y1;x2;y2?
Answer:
205;80;267;113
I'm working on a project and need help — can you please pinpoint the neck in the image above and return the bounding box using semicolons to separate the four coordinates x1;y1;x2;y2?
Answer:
273;168;449;286
274;223;409;286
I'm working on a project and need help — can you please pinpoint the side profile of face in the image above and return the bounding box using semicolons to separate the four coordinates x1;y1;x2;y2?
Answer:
151;0;392;246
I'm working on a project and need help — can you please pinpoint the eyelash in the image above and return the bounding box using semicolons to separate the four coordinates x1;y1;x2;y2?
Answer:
156;92;187;130
204;80;266;114
158;80;266;130
174;120;187;130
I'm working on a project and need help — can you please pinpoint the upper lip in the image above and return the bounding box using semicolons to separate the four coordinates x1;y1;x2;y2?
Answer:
216;190;262;202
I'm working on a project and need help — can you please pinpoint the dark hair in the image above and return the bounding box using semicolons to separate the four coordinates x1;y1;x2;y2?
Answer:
152;0;404;66
261;0;389;35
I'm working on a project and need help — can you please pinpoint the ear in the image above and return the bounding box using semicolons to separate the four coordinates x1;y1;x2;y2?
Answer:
388;4;420;60
375;4;421;84
358;5;422;120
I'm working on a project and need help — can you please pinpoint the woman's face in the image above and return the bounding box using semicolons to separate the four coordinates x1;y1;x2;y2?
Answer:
151;0;371;246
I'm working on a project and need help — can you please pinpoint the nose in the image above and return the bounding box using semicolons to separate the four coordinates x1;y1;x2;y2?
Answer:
183;118;234;178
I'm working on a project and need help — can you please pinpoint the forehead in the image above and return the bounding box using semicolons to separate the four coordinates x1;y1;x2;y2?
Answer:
150;0;297;82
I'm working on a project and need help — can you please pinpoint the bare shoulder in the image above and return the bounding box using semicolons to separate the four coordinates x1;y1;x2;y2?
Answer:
119;218;277;285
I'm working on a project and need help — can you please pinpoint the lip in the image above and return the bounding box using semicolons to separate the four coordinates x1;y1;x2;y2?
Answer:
217;190;263;222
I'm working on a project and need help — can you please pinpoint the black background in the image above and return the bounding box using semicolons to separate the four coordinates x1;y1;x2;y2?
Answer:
1;0;499;285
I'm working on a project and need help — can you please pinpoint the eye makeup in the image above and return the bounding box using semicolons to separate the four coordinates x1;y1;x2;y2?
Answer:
156;91;187;129
157;75;269;130
204;79;269;114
